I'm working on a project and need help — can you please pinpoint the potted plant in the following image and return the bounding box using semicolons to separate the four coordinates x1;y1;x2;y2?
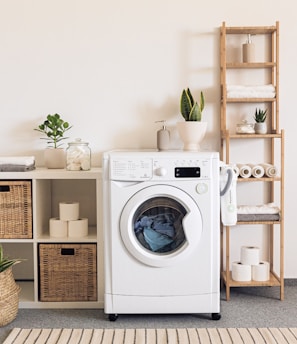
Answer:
254;108;267;134
176;88;207;151
34;113;72;168
0;245;22;326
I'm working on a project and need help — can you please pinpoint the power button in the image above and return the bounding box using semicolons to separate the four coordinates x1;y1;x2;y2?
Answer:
196;183;208;194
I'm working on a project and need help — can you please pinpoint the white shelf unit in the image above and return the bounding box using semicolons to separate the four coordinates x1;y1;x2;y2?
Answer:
0;168;103;309
220;22;284;301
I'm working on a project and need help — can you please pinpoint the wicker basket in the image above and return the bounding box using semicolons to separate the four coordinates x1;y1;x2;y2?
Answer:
39;244;97;302
0;268;21;327
0;287;21;327
0;180;32;239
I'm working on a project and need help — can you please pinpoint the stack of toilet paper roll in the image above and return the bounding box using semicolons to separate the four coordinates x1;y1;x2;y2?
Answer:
49;202;88;238
232;246;270;282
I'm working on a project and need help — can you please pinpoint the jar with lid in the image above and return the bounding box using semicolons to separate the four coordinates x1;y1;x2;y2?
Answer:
66;138;91;171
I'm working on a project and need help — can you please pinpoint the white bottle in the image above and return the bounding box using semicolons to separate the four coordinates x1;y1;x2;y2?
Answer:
156;120;170;151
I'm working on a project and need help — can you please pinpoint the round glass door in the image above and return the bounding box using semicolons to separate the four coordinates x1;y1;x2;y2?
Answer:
120;185;202;267
134;196;186;254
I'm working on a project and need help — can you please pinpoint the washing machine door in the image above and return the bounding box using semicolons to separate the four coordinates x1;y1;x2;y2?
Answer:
120;184;202;267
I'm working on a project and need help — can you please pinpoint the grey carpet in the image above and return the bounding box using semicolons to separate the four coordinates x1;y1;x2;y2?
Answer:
4;327;297;343
1;284;297;343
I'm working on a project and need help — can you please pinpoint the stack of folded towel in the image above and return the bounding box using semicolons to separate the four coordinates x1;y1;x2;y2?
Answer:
237;203;280;222
227;84;275;98
0;156;35;172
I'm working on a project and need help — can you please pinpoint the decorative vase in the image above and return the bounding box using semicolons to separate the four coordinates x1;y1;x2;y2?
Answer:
176;121;207;151
254;122;267;134
44;148;65;169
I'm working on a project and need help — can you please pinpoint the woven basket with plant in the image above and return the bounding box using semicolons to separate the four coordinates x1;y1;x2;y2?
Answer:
0;245;22;327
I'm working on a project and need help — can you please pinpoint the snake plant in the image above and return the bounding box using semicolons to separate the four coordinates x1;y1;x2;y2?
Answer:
254;108;267;123
180;88;205;121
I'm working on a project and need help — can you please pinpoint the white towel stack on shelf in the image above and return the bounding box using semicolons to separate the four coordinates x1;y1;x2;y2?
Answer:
232;246;270;282
0;156;35;171
227;84;276;98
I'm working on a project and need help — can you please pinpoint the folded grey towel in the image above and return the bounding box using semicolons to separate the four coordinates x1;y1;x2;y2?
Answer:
0;164;35;172
237;214;280;222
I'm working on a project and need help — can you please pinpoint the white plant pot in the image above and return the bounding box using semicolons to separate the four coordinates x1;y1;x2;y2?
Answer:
44;148;65;169
254;122;267;134
177;121;207;151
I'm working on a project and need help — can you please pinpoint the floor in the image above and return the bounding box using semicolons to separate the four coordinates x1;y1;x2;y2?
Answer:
1;283;297;343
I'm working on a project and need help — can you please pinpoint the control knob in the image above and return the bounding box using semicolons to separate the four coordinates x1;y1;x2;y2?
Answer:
155;167;167;176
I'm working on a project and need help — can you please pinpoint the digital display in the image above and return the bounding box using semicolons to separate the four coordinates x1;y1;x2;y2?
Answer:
175;167;200;178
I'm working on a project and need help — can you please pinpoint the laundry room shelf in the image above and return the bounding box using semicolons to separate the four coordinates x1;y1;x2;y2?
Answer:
222;271;281;287
220;22;284;301
0;168;104;309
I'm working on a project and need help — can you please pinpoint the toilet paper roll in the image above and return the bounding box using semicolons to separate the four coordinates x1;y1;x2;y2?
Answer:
237;164;252;178
252;261;270;281
68;218;88;237
232;261;252;281
59;202;79;221
49;217;68;237
248;164;265;178
241;246;260;265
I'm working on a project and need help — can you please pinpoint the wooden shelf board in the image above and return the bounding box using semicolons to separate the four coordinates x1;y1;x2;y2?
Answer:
226;62;276;69
225;26;277;35
237;177;281;182
225;98;276;103
221;271;281;287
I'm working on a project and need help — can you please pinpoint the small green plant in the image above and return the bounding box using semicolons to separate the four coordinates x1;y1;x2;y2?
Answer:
34;113;72;148
0;245;23;273
254;108;267;123
180;88;205;121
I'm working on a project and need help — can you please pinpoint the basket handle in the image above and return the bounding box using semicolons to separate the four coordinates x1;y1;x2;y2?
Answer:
61;248;75;255
0;185;10;192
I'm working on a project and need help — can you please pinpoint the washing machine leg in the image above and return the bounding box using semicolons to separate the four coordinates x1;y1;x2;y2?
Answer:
211;313;221;321
108;314;119;322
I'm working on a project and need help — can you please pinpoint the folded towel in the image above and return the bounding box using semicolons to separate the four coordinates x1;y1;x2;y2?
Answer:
0;156;35;166
0;164;35;172
226;84;276;98
227;91;275;98
237;203;280;215
227;84;275;92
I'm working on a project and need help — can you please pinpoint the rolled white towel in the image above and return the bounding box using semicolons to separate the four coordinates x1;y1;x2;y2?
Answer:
248;164;265;178
237;164;252;178
260;163;278;177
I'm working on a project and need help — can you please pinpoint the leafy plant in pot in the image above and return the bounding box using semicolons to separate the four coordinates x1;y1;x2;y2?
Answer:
0;245;23;326
34;113;72;168
177;88;207;151
254;108;267;134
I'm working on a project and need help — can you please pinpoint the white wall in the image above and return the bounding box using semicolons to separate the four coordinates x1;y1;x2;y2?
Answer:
0;1;296;277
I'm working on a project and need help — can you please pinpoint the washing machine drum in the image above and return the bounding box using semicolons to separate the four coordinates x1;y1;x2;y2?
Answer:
120;185;203;267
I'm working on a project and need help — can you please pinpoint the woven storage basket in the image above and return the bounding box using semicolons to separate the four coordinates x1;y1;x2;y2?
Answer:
0;267;19;298
39;243;97;302
0;287;21;327
0;180;32;238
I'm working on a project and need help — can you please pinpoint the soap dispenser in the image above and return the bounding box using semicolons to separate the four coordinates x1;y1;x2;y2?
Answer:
155;120;170;151
242;34;255;63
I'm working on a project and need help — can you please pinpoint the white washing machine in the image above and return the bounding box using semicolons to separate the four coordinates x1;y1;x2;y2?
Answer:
103;150;221;321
